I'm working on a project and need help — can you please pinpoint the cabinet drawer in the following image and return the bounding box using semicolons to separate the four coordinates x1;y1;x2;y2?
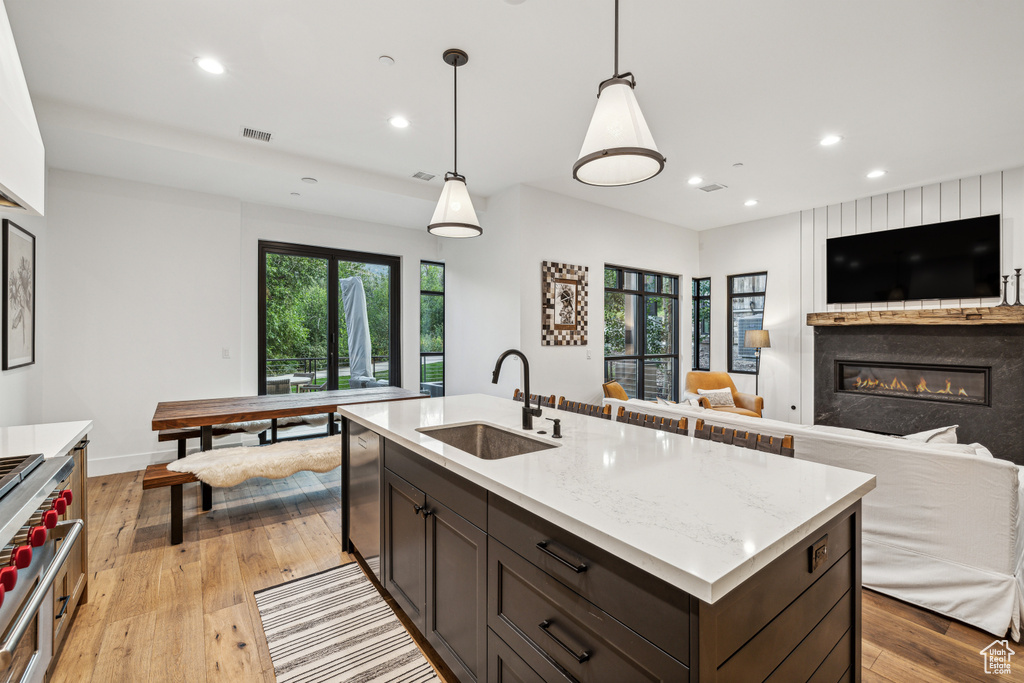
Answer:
487;629;546;683
489;495;689;664
488;538;688;683
384;439;487;529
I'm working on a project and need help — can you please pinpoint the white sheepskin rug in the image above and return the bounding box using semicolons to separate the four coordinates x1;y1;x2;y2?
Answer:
167;435;341;487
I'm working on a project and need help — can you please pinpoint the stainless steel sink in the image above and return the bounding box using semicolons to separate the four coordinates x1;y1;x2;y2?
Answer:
417;422;559;459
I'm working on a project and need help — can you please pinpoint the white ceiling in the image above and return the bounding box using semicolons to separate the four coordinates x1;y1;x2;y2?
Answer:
7;0;1024;231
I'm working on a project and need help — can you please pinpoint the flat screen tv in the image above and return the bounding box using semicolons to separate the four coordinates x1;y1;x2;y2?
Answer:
826;215;1000;304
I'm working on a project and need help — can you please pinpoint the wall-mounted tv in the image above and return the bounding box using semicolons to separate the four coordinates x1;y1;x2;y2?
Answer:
826;215;1001;304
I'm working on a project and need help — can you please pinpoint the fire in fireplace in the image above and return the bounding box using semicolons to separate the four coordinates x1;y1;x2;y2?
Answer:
836;360;989;406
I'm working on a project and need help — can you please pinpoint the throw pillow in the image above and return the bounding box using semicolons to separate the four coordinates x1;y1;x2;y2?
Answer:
656;397;677;406
903;425;958;444
697;388;735;407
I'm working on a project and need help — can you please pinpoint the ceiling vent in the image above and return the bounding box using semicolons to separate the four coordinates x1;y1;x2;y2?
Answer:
698;183;727;193
240;126;273;143
412;171;435;181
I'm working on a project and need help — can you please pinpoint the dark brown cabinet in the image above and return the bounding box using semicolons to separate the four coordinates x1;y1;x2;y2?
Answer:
383;469;426;630
383;442;487;683
370;435;862;683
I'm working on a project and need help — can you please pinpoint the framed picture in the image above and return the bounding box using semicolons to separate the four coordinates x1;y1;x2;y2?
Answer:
3;219;35;369
541;261;588;346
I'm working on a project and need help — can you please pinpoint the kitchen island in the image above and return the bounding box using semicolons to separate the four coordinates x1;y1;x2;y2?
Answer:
339;394;876;683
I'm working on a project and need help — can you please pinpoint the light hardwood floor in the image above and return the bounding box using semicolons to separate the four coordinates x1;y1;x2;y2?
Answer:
51;470;1023;682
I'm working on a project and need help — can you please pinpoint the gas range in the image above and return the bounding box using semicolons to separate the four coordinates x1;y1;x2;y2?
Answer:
0;447;82;683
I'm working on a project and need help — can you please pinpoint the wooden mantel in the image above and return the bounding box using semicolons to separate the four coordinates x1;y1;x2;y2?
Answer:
806;306;1024;326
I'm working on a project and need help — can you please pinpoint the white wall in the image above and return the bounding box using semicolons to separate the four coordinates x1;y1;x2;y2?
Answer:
443;185;700;405
700;166;1024;425
698;213;802;422
36;170;441;474
441;185;523;399
0;204;45;426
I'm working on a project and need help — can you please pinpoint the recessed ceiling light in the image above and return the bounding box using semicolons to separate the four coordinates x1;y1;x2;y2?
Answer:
301;177;318;184
687;176;703;186
866;169;886;179
194;57;225;75
744;199;758;206
388;116;410;129
820;134;843;146
379;55;395;66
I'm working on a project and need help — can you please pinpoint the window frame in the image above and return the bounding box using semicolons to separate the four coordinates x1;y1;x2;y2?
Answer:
603;265;680;401
726;271;768;375
258;240;402;394
419;260;445;396
692;277;710;371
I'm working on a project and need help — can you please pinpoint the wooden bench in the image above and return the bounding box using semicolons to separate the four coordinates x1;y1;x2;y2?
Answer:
142;463;199;545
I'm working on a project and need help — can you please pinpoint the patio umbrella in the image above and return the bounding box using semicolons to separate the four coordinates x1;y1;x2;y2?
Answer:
340;277;374;384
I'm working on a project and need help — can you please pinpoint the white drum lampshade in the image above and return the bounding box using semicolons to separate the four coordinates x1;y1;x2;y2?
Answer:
573;78;665;187
427;174;481;238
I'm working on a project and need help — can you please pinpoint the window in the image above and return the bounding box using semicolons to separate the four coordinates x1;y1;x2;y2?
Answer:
259;241;401;394
727;272;767;374
420;261;444;396
604;266;679;400
692;278;710;371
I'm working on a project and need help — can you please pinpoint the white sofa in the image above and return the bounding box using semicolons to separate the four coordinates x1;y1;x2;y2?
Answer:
604;397;1024;640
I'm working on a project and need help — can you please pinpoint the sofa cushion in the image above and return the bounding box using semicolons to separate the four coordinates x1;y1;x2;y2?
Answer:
710;406;761;418
904;425;958;444
698;388;735;407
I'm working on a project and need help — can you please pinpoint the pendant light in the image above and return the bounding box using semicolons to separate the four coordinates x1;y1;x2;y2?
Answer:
428;49;482;238
573;0;666;187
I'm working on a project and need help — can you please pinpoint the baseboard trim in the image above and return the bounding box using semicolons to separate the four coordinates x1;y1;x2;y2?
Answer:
87;436;249;476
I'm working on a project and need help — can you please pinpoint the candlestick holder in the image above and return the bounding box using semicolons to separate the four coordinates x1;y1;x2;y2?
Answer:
1014;269;1023;306
998;275;1011;306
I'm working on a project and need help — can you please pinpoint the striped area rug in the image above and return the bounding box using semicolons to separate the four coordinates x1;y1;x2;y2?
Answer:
254;562;440;683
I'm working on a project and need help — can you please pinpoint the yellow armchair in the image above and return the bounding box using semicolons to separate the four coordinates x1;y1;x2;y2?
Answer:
684;371;763;418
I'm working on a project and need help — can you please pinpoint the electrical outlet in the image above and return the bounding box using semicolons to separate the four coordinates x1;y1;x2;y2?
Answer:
222;347;230;359
587;350;592;360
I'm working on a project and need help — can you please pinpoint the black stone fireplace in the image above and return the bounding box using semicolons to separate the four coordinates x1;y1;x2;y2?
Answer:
814;324;1024;465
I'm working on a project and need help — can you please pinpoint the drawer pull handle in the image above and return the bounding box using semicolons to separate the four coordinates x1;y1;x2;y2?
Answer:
536;541;587;573
55;594;70;619
538;620;590;664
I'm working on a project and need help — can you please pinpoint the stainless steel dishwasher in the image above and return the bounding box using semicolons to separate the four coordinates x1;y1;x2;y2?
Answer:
347;420;382;580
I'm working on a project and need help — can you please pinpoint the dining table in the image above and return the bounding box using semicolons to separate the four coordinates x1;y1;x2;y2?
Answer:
151;386;427;530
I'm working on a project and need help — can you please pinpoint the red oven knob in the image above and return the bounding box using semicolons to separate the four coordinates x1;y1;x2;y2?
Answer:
28;526;46;548
52;498;67;515
0;567;15;591
0;583;5;609
60;489;72;505
11;546;31;570
42;510;58;529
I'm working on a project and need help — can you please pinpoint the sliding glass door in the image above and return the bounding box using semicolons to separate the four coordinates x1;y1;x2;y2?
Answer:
259;241;401;394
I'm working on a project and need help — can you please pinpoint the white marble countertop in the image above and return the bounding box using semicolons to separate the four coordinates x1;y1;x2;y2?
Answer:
0;421;92;460
338;394;875;603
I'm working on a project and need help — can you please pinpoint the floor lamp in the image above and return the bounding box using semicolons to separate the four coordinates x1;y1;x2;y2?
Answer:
745;329;771;396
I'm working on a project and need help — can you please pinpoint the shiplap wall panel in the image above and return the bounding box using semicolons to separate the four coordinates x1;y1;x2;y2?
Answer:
827;203;842;311
808;171;1011;316
800;210;815;424
1004;168;1024;298
885;192;905;309
855;198;873;310
959;177;982;305
961;176;981;218
814;207;828;314
918;183;943;309
905;186;923;226
938;180;962;307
